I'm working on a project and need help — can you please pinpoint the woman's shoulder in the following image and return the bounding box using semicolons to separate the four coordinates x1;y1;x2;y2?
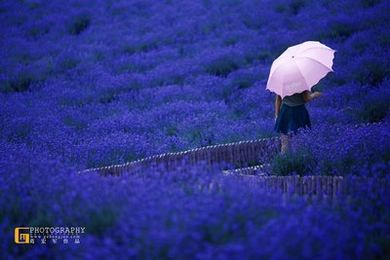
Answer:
299;90;310;96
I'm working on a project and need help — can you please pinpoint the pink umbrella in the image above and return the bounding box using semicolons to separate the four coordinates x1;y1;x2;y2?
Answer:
266;41;336;98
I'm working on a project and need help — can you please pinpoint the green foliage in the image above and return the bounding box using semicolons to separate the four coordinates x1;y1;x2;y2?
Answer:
185;128;215;147
221;71;256;102
290;0;306;15
271;149;316;176
28;210;55;227
86;147;138;168
205;55;241;77
230;71;257;89
328;21;357;39
353;57;389;86
152;73;186;87
22;0;42;9
121;39;159;55
274;4;286;13
0;59;54;94
0;72;35;93
7;121;33;143
63;116;88;131
58;94;94;108
361;0;381;8
57;55;79;71
241;13;263;30
27;25;50;40
319;19;358;41
0;74;33;93
68;13;91;35
165;125;178;137
355;94;389;123
223;36;239;47
246;48;273;63
201;22;218;35
86;206;118;236
98;89;118;105
275;0;306;15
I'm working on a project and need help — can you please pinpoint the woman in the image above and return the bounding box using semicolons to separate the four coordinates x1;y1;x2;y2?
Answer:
274;90;322;153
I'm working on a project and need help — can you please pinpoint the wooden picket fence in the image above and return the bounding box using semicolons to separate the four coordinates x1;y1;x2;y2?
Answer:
79;136;281;176
234;175;389;198
77;121;387;197
79;121;384;176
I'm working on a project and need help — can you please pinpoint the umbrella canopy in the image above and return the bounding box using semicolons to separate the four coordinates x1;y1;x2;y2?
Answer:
266;41;336;99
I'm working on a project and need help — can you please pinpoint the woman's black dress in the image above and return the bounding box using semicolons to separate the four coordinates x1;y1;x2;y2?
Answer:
274;92;311;135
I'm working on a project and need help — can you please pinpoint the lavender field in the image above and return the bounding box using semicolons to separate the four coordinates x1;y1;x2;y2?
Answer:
1;0;389;258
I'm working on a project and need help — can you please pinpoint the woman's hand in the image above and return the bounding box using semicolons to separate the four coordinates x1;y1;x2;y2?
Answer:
312;91;323;99
303;90;323;102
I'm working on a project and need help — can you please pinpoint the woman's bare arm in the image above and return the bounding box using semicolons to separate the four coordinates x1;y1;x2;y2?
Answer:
275;95;281;120
303;90;322;102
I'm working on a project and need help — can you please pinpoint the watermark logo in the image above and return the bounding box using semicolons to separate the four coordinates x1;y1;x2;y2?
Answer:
14;227;30;244
14;226;86;245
